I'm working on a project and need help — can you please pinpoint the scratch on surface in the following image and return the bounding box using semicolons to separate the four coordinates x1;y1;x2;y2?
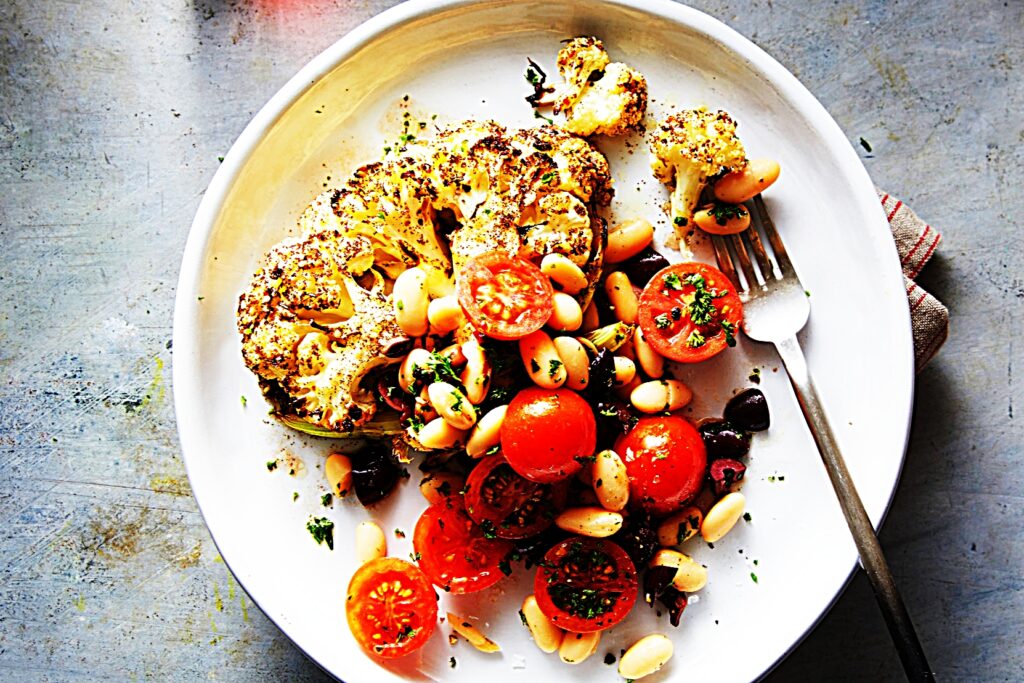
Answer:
869;49;911;93
149;474;191;497
213;583;223;612
179;541;202;568
74;594;86;612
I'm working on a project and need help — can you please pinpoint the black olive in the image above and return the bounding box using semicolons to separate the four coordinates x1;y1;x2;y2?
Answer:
658;586;688;627
612;518;659;569
351;442;402;506
643;565;677;606
584;349;616;400
512;526;570;569
594;401;638;451
709;458;747;496
698;418;752;460
724;388;770;431
618;247;670;287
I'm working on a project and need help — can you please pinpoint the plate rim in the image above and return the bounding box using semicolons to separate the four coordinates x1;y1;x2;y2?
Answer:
172;0;916;680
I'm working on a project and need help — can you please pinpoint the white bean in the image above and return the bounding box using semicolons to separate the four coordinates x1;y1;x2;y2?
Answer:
633;327;664;379
618;634;674;680
465;405;508;458
605;218;654;264
552;336;589;390
613;356;636;386
554;506;623;538
714;158;781;204
541;253;588;294
630;379;693;414
438;342;466;367
519;330;567;389
419;472;464;505
592;449;629;512
427;295;464;335
657;506;704;546
398;348;432;393
701;492;746;543
604;271;639;324
548;292;584;332
426;381;477;430
559;630;600;664
650;548;708;592
613;374;642;401
355;520;386;564
324;453;353;498
580;299;600;332
460;339;491;404
416;417;468;450
521;595;565;653
393;267;429;337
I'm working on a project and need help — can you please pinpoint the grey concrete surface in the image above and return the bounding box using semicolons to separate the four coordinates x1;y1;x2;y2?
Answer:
0;0;1020;681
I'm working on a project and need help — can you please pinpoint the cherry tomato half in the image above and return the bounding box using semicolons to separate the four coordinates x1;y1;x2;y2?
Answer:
413;498;512;594
346;557;437;659
456;251;554;340
637;262;743;363
615;416;708;515
534;538;638;632
501;387;597;483
464;455;568;539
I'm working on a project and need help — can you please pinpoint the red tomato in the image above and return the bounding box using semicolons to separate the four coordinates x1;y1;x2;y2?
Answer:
456;251;554;340
464;455;568;539
413;498;512;594
616;416;708;515
346;557;437;659
534;538;638;632
637;262;743;363
501;387;597;483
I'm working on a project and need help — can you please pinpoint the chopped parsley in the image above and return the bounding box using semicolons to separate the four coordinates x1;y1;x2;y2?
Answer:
663;273;683;290
479;520;498;539
540;171;557;184
708;203;748;226
721;319;737;347
449;657;457;669
240;395;247;407
450;393;464;413
574;454;597;464
525;67;542;85
306;517;335;550
685;331;707;348
673;216;687;226
410;551;422;562
743;512;752;522
266;460;278;472
654;313;671;329
548;359;563;378
396;300;404;311
321;493;332;507
394;528;406;538
395;625;420;643
292;492;299;501
750;572;759;584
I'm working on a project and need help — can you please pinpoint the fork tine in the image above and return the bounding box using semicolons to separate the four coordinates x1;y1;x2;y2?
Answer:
729;234;759;291
711;235;742;291
743;220;775;281
752;195;794;276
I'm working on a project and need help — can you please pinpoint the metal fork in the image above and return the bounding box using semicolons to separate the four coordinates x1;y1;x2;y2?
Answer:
712;196;934;682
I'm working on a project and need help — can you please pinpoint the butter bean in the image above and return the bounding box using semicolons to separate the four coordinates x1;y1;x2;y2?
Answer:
613;356;636;386
548;292;584;332
657;506;704;546
324;453;353;498
416;417;468;450
713;158;781;204
618;634;674;680
465;405;508;458
694;203;751;235
393;267;429;337
541;253;588;294
650;548;708;592
460;339;491;404
580;299;601;333
633;327;664;379
521;595;565;653
553;336;589;390
554;506;624;538
427;295;464;335
630;379;693;414
426;381;477;430
419;472;464;505
519;330;567;389
604;271;639;324
398;348;432;393
701;492;746;543
592;449;629;512
355;520;386;564
558;630;600;664
605;218;654;264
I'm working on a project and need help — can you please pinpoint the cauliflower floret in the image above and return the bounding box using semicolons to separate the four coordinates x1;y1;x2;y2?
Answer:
650;108;747;239
517;192;593;267
238;233;403;432
552;37;648;137
512;126;614;206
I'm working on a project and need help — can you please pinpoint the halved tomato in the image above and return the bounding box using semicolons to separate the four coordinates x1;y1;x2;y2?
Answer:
637;262;743;363
464;455;568;539
413;498;512;594
615;415;708;515
534;538;638;632
456;251;554;340
346;557;437;659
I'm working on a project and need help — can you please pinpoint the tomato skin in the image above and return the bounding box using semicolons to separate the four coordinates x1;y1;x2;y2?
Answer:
501;388;597;483
346;557;437;659
637;262;743;363
464;455;568;539
534;538;638;633
456;251;554;340
413;499;512;594
615;416;708;515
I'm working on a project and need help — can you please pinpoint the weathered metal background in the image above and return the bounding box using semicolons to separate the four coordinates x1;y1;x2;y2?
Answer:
0;0;1020;680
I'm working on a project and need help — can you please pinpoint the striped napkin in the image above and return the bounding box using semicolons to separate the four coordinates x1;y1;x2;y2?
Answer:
878;190;948;372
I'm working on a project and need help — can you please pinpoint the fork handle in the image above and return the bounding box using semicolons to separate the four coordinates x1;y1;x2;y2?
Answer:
774;334;934;681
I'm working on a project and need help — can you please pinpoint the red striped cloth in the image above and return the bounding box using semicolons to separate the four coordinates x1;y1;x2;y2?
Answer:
878;190;948;371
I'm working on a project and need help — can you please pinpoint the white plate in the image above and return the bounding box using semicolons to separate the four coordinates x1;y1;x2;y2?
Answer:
173;1;914;681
